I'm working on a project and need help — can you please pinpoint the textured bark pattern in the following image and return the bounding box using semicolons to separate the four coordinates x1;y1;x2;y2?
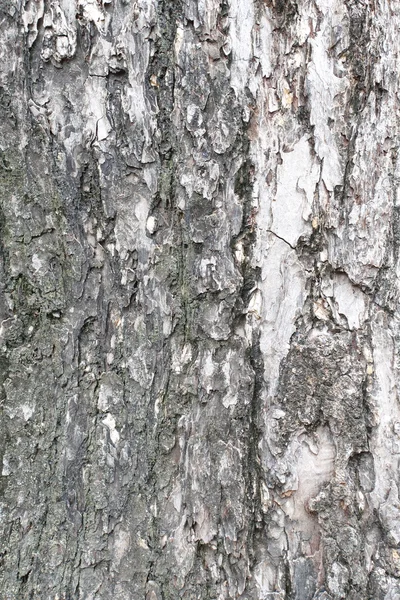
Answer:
0;1;399;599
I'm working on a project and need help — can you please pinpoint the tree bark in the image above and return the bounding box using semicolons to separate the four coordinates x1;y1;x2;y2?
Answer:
0;1;399;598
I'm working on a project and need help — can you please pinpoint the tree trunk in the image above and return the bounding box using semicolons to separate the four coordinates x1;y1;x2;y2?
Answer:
0;1;399;598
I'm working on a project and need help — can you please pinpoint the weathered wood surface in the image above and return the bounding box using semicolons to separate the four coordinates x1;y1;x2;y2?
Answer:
1;1;400;598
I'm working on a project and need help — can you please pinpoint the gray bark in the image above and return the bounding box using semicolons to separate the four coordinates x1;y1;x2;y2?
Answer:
0;1;399;599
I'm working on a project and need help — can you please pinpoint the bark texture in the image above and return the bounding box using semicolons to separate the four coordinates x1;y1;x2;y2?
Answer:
0;1;399;599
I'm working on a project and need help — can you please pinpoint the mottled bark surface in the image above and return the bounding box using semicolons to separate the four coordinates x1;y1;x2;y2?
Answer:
1;1;400;599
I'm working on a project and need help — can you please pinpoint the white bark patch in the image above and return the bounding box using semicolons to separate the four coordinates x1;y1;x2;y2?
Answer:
78;0;108;34
2;456;11;477
83;76;112;142
146;215;156;234
112;528;131;568
102;413;120;446
369;313;400;546
171;342;192;374
322;273;368;330
227;0;255;95
22;0;45;47
21;404;35;422
259;236;306;396
272;135;320;248
306;1;347;191
254;559;283;600
253;14;273;78
114;194;151;258
127;350;154;390
328;92;394;286
194;0;220;33
97;383;113;413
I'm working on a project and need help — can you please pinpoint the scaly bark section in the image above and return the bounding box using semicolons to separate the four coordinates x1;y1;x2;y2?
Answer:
0;1;400;600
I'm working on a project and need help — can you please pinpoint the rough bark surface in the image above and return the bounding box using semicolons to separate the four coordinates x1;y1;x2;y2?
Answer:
0;1;399;599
